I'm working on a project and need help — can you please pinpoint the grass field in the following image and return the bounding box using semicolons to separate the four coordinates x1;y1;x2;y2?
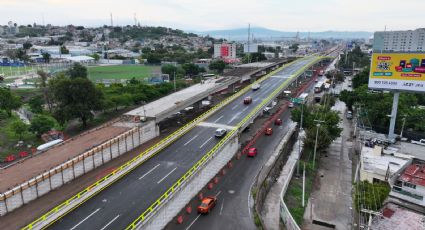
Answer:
0;66;33;77
88;65;158;81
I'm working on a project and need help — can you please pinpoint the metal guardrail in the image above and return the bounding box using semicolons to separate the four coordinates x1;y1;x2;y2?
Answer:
22;58;298;230
127;57;324;229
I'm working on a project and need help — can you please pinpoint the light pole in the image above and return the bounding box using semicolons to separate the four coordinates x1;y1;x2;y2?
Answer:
173;62;177;92
312;120;324;169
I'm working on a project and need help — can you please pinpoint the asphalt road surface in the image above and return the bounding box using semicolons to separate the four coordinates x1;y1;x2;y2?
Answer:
48;57;318;230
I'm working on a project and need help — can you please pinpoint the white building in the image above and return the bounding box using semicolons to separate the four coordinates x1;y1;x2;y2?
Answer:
360;145;412;183
213;43;236;59
373;28;425;52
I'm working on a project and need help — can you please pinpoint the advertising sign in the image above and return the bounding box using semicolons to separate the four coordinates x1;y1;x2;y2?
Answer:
368;53;425;92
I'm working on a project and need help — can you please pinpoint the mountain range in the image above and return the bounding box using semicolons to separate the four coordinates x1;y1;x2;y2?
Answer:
193;27;373;41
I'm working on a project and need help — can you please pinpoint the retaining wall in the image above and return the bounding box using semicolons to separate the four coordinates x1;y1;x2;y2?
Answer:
140;135;239;230
0;121;158;216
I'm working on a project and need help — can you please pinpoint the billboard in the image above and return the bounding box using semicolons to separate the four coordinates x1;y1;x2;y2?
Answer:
243;44;258;53
368;53;425;92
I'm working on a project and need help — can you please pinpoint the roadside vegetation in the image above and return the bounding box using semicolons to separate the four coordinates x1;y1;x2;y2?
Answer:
0;63;191;162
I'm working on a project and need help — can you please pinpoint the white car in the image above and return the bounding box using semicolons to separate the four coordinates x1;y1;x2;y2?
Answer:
288;102;294;108
411;139;425;146
215;128;227;138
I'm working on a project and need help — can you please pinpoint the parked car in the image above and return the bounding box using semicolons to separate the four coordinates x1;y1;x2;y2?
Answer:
411;139;425;146
215;128;227;138
247;147;258;157
197;196;217;214
244;96;253;105
346;111;353;120
275;118;282;126
265;127;273;135
288;102;294;108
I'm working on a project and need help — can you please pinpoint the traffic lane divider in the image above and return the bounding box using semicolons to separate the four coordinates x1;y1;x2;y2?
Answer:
24;58;299;230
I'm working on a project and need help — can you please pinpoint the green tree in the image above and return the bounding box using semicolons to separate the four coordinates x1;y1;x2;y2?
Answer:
37;70;52;112
28;95;44;113
23;42;33;50
182;63;199;77
67;63;88;79
291;105;342;151
242;52;267;63
145;53;162;64
352;67;370;89
42;52;51;63
161;64;178;76
290;43;299;53
10;120;28;140
354;181;390;212
29;114;58;137
60;45;70;54
49;76;104;127
209;60;226;74
0;87;22;117
90;53;100;62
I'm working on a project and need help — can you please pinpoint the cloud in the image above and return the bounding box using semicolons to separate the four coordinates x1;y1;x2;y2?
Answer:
0;0;424;31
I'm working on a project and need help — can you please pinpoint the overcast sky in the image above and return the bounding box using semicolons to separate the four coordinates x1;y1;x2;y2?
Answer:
0;0;424;32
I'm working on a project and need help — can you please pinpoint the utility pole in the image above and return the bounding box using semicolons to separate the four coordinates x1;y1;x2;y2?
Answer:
400;115;407;138
173;62;177;92
313;120;325;169
302;162;306;207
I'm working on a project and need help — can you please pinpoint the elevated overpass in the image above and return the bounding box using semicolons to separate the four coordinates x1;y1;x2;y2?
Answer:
23;56;332;230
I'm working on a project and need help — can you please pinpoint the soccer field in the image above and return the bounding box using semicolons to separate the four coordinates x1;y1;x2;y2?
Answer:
88;65;157;81
0;66;31;76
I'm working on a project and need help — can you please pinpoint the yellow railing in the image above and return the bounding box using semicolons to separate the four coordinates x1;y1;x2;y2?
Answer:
125;56;323;229
22;59;297;230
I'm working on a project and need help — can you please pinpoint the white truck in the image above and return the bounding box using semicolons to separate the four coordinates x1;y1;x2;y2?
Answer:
251;83;260;91
411;139;425;146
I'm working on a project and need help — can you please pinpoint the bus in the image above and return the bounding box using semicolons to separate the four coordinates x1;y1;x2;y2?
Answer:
299;93;309;104
314;81;325;93
202;74;215;78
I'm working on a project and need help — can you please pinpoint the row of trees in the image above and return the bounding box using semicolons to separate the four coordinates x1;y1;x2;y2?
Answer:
291;102;342;151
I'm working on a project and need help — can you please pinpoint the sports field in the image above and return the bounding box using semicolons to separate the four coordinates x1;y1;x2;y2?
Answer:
88;65;158;81
0;66;32;77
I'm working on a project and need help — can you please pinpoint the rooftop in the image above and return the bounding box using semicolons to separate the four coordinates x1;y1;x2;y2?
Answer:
361;146;412;176
399;163;425;187
124;77;228;119
370;203;425;230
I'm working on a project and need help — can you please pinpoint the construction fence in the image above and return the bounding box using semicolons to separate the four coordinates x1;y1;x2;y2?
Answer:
0;121;158;216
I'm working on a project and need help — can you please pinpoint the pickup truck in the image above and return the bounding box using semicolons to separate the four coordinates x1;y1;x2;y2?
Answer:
411;139;425;146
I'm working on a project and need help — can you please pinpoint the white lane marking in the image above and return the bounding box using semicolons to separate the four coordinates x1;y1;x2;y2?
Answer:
248;176;257;220
227;112;241;124
242;107;249;112
138;164;161;180
199;137;213;149
157;167;177;184
70;208;101;230
231;104;239;110
185;214;201;230
214;115;224;123
216;190;222;197
99;214;120;230
184;134;199;146
219;198;224;216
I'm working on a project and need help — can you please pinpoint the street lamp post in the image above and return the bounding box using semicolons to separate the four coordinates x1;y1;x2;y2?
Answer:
312;120;324;169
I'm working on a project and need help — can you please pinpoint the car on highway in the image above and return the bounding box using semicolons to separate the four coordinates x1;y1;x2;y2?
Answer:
265;127;273;135
247;147;258;157
244;96;253;105
275;118;282;125
251;83;261;91
198;196;217;214
215;128;227;138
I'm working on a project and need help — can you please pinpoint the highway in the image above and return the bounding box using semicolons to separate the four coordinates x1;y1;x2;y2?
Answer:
47;57;318;230
170;67;320;230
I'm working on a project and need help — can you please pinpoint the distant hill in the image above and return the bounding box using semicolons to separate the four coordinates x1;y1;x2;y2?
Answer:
194;27;373;40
